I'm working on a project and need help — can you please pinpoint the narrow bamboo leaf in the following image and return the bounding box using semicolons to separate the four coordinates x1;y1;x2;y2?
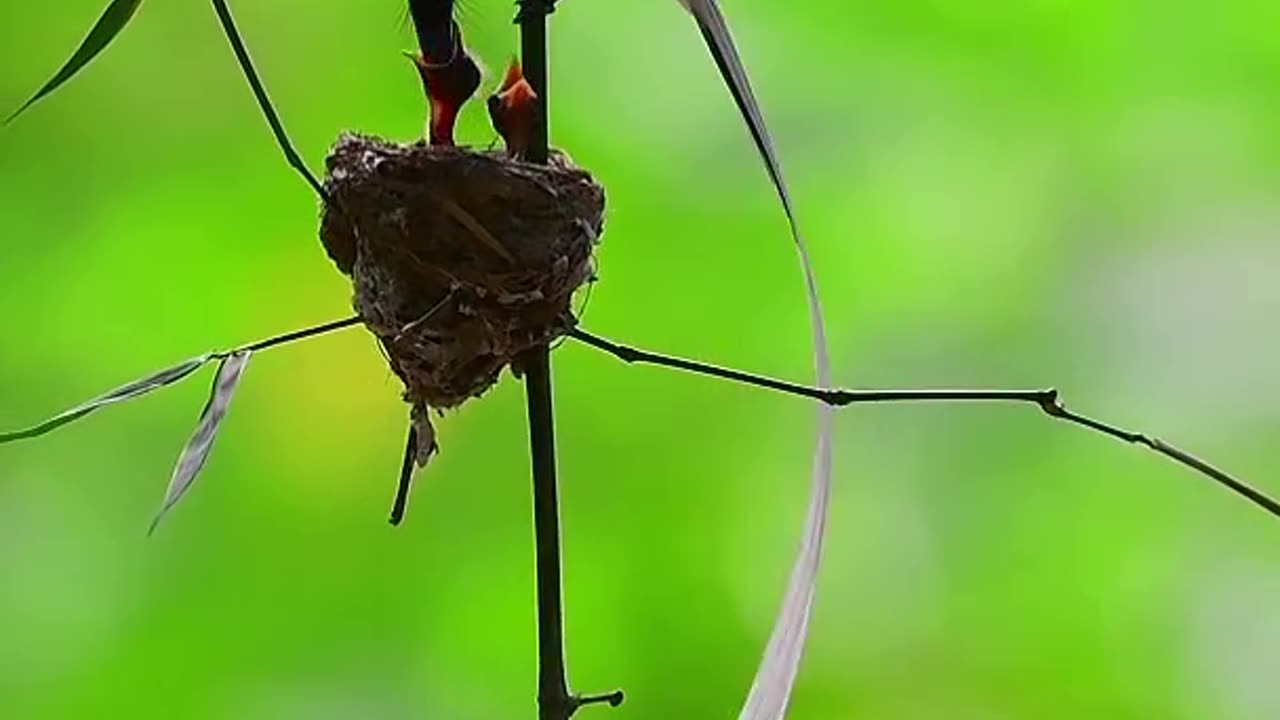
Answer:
737;410;833;720
676;0;797;232
0;354;216;445
674;2;837;718
5;0;145;124
148;350;251;534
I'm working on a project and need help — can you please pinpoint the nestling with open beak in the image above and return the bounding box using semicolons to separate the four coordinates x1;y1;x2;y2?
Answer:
487;58;539;160
405;20;482;146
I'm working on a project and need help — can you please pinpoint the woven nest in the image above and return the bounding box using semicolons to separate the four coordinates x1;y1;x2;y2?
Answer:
319;132;605;461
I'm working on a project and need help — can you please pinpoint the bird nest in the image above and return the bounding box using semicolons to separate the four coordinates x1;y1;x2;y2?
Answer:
319;132;606;460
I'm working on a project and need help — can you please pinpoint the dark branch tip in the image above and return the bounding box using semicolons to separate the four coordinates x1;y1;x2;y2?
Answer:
572;690;625;711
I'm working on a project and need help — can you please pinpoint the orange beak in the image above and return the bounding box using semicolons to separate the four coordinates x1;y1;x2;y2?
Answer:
486;58;539;159
406;21;481;146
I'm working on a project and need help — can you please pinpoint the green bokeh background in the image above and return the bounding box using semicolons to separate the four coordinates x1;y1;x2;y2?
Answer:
3;1;1280;718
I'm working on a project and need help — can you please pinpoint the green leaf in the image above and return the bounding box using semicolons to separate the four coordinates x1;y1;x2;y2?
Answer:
5;0;144;124
0;354;216;445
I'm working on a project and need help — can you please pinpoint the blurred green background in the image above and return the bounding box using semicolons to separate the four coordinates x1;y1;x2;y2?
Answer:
3;1;1280;718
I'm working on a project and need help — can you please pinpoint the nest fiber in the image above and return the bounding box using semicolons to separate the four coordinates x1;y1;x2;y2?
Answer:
320;133;605;457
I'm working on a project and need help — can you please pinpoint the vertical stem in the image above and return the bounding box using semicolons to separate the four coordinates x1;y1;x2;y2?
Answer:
519;2;550;164
517;4;621;717
522;347;571;720
517;3;568;720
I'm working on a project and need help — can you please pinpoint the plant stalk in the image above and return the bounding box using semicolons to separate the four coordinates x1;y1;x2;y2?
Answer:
517;3;570;720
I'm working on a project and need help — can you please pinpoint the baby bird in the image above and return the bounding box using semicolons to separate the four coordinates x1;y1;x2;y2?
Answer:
486;58;539;159
405;20;481;146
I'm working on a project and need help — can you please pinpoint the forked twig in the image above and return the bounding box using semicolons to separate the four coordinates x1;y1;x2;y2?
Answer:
0;315;366;530
0;316;361;446
567;327;1280;518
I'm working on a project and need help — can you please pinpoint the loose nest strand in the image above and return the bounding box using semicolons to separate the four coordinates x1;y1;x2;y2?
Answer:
319;132;606;463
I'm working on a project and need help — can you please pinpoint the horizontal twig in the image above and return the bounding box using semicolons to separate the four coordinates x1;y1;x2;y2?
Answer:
567;327;1280;519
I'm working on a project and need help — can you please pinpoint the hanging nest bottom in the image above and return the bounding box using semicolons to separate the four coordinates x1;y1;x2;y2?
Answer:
319;132;606;464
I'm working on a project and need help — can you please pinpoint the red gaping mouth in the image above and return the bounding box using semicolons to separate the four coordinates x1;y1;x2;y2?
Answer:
406;21;481;146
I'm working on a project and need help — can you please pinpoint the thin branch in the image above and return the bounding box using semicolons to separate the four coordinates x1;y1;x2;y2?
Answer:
567;327;1280;519
210;0;330;203
385;291;457;526
227;315;363;356
572;692;626;712
390;423;418;526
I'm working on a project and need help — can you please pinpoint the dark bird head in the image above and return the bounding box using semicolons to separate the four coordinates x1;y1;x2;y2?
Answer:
486;58;539;159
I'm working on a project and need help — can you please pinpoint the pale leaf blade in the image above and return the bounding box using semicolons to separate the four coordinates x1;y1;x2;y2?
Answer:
738;407;834;720
674;2;837;718
149;350;251;534
676;0;798;227
0;354;216;445
6;0;145;124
